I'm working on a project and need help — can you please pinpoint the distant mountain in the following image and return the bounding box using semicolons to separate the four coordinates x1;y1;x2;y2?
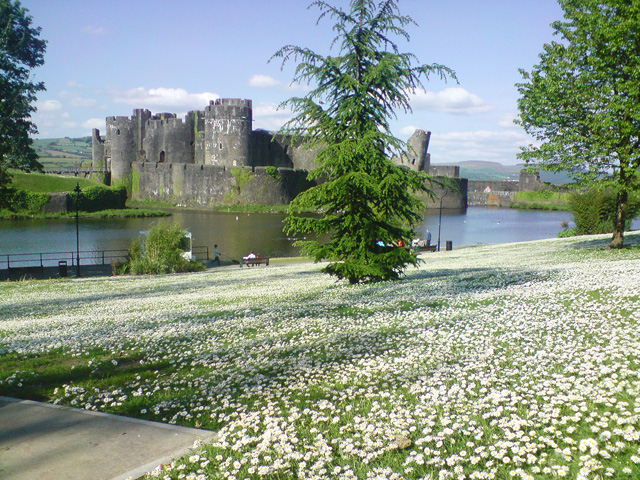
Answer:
432;161;522;181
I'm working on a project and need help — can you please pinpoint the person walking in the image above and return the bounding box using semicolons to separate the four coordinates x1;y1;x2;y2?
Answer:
425;229;432;246
213;244;221;266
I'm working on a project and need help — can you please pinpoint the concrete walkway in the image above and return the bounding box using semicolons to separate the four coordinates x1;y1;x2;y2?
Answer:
0;397;217;480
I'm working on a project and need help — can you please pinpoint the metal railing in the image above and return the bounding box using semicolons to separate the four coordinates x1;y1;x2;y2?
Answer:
0;246;210;270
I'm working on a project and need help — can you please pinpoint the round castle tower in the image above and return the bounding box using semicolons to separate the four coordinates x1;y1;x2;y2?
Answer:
204;98;252;167
107;109;151;184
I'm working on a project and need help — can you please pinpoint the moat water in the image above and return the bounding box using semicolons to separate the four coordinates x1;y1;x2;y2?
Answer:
0;207;601;266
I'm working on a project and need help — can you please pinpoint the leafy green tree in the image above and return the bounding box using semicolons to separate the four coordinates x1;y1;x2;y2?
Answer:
516;0;640;249
273;0;456;283
0;0;46;189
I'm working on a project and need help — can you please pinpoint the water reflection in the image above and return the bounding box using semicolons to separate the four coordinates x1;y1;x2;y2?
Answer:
1;207;629;262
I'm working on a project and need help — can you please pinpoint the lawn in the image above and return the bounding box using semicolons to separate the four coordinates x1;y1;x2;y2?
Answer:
1;233;640;480
8;169;102;192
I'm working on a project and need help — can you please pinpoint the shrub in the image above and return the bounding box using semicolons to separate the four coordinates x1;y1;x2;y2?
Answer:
265;166;280;180
569;188;640;234
120;221;205;275
0;188;50;213
74;185;127;212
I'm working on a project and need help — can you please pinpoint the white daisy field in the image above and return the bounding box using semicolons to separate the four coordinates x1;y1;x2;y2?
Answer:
1;233;640;480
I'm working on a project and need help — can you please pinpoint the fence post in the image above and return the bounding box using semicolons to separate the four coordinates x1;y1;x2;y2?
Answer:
40;253;43;268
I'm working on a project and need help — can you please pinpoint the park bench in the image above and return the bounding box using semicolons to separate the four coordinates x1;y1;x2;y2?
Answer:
420;245;437;252
241;256;270;267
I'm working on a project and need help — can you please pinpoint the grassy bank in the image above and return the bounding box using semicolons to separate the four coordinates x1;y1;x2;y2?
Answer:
510;190;571;211
9;169;101;192
2;234;640;479
3;170;170;219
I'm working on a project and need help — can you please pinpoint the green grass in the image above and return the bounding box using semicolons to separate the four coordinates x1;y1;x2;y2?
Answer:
9;169;102;193
510;190;571;211
4;234;640;479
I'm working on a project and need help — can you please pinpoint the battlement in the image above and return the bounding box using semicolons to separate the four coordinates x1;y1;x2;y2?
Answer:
106;116;133;126
207;98;252;109
205;98;252;118
146;116;186;128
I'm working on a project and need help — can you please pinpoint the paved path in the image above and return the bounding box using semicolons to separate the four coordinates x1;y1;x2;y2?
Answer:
0;397;217;480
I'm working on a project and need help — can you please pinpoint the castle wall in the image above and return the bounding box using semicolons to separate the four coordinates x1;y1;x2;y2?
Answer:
204;98;252;167
249;130;292;168
422;178;468;209
468;191;516;207
132;162;312;207
143;116;195;165
468;180;520;193
429;165;459;178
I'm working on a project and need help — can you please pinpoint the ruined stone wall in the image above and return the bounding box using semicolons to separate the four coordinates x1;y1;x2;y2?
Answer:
91;128;105;170
392;130;431;172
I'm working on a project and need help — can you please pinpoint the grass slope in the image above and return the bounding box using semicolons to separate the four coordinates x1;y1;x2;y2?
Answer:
9;169;102;192
2;234;640;479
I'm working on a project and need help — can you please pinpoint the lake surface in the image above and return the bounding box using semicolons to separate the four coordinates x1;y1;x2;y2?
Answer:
0;207;593;266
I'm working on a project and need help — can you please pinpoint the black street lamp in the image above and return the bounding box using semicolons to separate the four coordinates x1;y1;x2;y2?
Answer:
437;189;448;252
73;183;81;277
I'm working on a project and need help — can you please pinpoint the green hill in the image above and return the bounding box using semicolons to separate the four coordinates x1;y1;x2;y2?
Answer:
32;137;92;170
432;161;522;181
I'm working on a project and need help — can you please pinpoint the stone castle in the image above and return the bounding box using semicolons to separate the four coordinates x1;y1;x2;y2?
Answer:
91;97;468;208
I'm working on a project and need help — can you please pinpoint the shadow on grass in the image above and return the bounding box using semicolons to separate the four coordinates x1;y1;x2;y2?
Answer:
0;350;172;403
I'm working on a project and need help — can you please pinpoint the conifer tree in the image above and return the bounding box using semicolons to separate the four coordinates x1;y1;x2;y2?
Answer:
273;0;456;283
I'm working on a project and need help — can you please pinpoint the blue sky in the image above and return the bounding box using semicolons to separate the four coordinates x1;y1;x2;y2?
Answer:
24;0;564;165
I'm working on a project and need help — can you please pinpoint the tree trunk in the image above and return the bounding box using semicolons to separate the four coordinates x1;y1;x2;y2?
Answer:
610;189;628;249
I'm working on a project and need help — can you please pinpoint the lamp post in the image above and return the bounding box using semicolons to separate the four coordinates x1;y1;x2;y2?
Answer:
437;189;448;252
73;182;81;277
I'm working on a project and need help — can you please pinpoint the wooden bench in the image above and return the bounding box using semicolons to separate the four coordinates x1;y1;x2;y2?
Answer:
241;256;270;267
420;245;437;252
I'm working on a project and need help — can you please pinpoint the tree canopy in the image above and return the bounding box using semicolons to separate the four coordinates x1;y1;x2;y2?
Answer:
516;0;640;248
0;0;46;186
273;0;456;284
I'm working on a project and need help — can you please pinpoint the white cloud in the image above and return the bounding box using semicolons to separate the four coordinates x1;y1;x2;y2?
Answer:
248;74;310;93
248;74;281;88
428;128;534;165
37;99;62;112
110;87;220;110
252;102;293;131
81;26;107;35
67;80;85;88
399;125;420;137
498;113;519;128
410;88;494;115
82;118;105;130
70;97;98;108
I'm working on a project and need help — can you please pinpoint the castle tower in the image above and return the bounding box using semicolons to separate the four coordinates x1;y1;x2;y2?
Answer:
106;116;136;183
204;98;252;167
91;128;105;171
106;110;151;184
406;130;431;172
